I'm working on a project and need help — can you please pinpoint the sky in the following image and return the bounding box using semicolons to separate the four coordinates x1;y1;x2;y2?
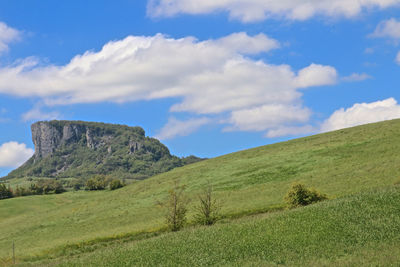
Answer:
1;0;400;176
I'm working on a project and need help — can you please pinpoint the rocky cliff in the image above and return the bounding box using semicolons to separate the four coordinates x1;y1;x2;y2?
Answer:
7;120;201;180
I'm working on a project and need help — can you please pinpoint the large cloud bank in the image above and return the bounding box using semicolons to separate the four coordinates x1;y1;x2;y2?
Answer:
0;32;337;139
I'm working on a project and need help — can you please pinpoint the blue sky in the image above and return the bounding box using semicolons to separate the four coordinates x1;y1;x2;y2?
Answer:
1;0;400;176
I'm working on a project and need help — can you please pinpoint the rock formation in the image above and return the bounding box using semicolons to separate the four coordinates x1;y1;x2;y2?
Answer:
6;120;201;180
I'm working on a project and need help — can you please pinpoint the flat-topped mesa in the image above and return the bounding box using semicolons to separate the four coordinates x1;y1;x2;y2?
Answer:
6;120;201;180
31;121;146;160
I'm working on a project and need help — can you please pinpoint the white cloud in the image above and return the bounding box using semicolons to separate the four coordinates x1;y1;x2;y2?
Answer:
295;63;337;88
396;51;400;64
156;117;211;140
371;18;400;39
0;22;20;54
0;142;34;168
21;107;60;122
227;104;311;132
321;98;400;132
147;0;400;22
214;32;280;54
0;33;282;104
0;33;337;138
342;73;372;82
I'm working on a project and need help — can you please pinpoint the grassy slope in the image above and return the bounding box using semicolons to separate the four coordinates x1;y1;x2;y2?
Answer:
50;186;400;266
1;119;400;262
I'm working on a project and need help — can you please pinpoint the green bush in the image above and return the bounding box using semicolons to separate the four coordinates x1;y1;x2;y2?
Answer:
285;183;327;208
0;183;13;199
30;179;66;195
109;179;124;190
12;179;66;197
86;175;109;191
67;179;85;191
14;185;32;197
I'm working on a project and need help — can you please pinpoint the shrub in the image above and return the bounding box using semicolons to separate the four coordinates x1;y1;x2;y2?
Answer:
85;175;109;190
0;183;13;199
159;182;188;232
109;179;124;190
53;181;66;194
68;179;85;191
28;179;66;195
14;185;31;197
285;183;327;208
194;183;220;225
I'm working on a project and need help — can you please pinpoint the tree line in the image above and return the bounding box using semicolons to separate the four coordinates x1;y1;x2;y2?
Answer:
0;175;126;200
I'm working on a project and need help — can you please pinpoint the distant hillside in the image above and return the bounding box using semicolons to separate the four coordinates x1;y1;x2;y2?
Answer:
5;120;202;180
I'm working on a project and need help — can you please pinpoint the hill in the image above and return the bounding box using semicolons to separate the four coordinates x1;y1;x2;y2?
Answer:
5;120;202;181
51;186;400;266
1;119;400;265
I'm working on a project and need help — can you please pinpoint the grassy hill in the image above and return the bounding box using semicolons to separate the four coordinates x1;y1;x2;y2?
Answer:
1;119;400;265
45;186;400;266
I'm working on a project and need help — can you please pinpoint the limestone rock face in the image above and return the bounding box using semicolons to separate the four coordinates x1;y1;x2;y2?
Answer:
62;124;86;145
129;140;143;154
31;121;144;160
7;120;201;180
32;122;62;160
31;121;122;160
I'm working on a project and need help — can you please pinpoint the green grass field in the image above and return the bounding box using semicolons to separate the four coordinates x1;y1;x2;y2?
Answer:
42;186;400;266
1;119;400;265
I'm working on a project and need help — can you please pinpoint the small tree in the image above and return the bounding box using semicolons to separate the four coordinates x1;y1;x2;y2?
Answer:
85;175;108;190
285;183;327;208
0;184;13;200
53;180;66;194
160;182;188;232
109;179;124;190
194;183;220;225
35;179;65;194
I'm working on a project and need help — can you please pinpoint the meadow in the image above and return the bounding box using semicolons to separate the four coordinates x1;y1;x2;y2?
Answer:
1;119;400;265
48;186;400;266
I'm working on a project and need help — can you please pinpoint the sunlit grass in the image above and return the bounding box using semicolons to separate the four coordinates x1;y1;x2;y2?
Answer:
1;119;400;264
41;186;400;266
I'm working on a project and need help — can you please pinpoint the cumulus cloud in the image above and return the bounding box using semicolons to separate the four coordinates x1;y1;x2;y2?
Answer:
0;22;20;54
147;0;400;22
0;32;282;104
156;117;211;140
226;104;311;132
0;142;34;168
294;63;337;88
342;73;372;82
214;32;280;54
371;18;400;39
321;98;400;132
21;106;60;122
0;32;337;138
